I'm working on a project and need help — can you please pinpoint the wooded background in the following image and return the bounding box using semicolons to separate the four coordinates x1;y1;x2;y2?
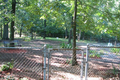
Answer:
0;0;120;42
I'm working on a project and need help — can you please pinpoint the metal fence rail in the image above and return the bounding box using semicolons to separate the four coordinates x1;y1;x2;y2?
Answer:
0;47;45;80
87;45;120;80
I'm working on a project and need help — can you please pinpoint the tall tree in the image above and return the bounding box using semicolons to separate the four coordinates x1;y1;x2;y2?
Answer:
10;0;16;47
2;0;9;40
72;0;77;66
77;30;81;41
65;27;68;39
43;19;46;39
68;16;73;44
68;28;72;44
0;25;2;38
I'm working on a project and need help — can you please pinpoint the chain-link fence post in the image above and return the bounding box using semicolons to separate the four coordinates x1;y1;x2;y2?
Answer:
85;44;89;80
43;44;46;80
80;50;84;80
47;48;53;80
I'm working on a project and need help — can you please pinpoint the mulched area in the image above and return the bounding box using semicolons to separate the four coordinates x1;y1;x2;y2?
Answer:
0;49;27;54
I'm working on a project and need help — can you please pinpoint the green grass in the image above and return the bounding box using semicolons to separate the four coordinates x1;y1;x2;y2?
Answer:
46;44;53;48
111;48;120;55
89;53;101;58
77;40;97;43
111;48;120;53
16;36;31;41
36;37;43;40
46;37;68;42
0;43;3;47
89;50;104;58
18;36;68;42
60;42;72;49
15;36;97;46
46;37;97;44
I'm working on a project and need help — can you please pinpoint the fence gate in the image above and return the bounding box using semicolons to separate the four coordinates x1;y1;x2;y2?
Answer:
47;49;85;80
87;45;120;80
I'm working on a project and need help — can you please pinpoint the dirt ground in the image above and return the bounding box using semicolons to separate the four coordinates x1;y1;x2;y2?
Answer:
0;39;120;80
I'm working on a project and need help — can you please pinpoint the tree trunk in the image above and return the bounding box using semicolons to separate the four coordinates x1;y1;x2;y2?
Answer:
20;27;22;37
72;0;77;66
68;28;72;44
68;16;73;44
82;31;85;40
43;19;46;39
10;21;15;40
77;30;81;41
10;0;16;47
31;32;33;40
0;25;2;38
2;0;9;40
65;27;68;39
114;36;117;46
3;18;9;40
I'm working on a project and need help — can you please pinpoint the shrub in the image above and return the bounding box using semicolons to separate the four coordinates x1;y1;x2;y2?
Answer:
99;50;104;55
89;50;96;54
60;42;72;49
0;62;14;71
112;63;119;76
46;44;53;48
89;53;96;58
111;48;120;55
89;53;101;58
66;58;72;64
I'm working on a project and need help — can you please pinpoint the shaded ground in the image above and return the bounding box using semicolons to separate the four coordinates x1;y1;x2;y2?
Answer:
0;48;44;80
49;50;120;80
21;39;64;48
0;39;120;80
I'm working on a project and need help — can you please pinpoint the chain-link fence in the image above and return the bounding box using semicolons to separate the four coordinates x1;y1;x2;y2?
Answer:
0;47;46;80
88;45;120;80
2;45;119;80
48;49;85;80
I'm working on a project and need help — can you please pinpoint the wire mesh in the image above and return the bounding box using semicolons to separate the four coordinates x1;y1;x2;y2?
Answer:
88;46;120;80
0;47;44;80
49;49;84;80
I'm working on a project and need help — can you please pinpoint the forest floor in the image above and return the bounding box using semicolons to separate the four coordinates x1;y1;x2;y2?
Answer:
0;38;120;80
7;38;109;48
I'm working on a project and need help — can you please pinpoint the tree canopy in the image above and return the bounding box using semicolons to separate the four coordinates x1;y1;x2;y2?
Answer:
0;0;120;42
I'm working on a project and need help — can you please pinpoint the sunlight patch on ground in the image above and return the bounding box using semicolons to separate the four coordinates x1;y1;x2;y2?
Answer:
82;77;103;80
51;63;63;67
50;71;80;80
50;71;103;80
52;52;64;56
14;34;24;37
